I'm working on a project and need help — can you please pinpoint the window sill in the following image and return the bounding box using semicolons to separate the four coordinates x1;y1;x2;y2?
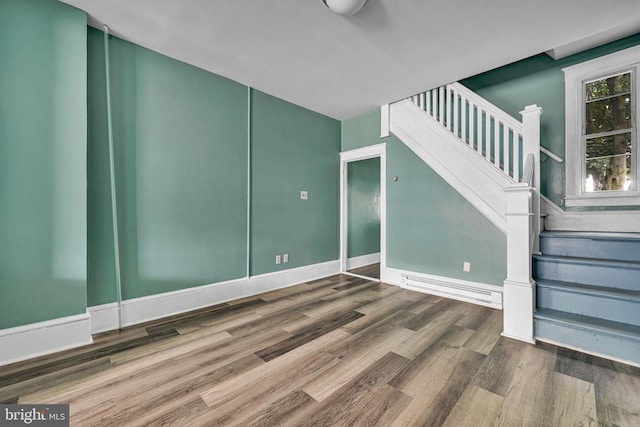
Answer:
565;192;640;207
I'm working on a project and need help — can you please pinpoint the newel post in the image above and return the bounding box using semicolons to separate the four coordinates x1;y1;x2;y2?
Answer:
520;104;543;253
502;104;542;344
502;183;535;343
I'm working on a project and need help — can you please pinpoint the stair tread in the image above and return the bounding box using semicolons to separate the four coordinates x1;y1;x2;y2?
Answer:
541;231;640;241
535;308;640;340
536;279;640;300
534;254;640;267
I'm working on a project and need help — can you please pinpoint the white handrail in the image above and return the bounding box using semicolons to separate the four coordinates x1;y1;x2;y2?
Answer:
540;146;564;163
449;82;524;132
408;82;526;183
522;153;535;186
523;153;537;254
399;83;544;344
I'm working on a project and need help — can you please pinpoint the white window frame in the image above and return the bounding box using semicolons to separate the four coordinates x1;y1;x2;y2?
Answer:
563;44;640;207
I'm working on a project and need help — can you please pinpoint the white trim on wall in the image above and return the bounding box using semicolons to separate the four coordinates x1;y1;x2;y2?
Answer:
385;267;503;309
88;303;120;334
340;143;387;282
541;196;640;232
0;313;92;367
88;260;341;334
346;252;381;270
0;260;341;363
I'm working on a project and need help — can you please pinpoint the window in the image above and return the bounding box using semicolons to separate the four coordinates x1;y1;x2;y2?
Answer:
564;45;640;207
584;71;633;192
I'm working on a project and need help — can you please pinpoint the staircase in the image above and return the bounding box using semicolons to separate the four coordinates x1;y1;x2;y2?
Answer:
534;231;640;365
388;83;640;366
387;83;542;234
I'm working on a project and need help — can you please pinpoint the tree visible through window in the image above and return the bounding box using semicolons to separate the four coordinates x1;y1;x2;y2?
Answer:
584;71;633;192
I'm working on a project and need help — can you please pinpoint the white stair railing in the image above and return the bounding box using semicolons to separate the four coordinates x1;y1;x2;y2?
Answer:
410;82;526;182
393;83;544;344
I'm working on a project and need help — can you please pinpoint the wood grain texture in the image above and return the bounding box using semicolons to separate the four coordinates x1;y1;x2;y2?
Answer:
442;385;504;427
1;273;639;426
347;262;380;279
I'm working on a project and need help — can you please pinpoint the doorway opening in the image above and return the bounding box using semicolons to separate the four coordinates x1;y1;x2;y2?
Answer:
340;144;386;282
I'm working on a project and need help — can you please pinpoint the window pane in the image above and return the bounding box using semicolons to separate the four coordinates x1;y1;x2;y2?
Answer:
586;72;631;101
585;155;631;192
586;133;632;159
585;95;631;134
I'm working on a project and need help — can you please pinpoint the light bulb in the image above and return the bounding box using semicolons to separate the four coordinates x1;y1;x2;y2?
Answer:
323;0;368;16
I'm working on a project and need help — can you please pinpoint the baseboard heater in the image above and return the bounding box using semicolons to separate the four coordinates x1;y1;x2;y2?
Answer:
401;273;502;309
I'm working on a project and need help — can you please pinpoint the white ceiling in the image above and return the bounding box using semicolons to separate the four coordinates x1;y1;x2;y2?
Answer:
59;0;640;120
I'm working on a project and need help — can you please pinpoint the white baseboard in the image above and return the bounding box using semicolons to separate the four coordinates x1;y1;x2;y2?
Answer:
346;252;380;270
245;260;340;296
89;260;341;334
0;260;341;364
542;196;640;232
87;303;120;334
0;313;92;367
385;267;503;309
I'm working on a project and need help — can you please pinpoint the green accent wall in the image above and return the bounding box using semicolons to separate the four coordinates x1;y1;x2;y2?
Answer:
250;90;340;275
462;33;640;208
347;158;381;258
341;110;381;151
386;139;506;285
88;31;340;304
342;116;507;286
88;29;249;303
0;0;87;328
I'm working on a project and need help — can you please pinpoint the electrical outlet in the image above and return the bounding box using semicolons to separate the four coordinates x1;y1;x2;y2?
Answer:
276;255;281;265
300;190;308;200
283;253;288;263
463;261;471;272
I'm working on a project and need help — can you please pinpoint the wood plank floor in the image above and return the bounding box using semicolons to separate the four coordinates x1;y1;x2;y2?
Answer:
2;274;640;426
348;262;380;280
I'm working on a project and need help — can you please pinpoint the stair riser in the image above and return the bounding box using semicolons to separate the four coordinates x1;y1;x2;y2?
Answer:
535;318;640;366
540;237;640;262
534;260;640;292
537;287;640;327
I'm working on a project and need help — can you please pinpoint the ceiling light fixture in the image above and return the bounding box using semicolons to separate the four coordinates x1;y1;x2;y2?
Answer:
322;0;368;16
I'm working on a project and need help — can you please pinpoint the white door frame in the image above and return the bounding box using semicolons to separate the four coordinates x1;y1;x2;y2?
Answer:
340;143;387;282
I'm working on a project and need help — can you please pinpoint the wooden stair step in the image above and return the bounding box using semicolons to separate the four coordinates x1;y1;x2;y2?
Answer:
540;231;640;262
534;308;640;365
536;280;640;326
533;254;640;291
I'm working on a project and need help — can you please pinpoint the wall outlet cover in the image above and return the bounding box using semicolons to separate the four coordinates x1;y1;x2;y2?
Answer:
300;191;308;200
276;255;281;265
283;254;289;263
463;261;471;272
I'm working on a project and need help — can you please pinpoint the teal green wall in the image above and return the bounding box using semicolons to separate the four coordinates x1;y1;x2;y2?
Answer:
88;29;249;303
250;91;340;275
348;158;381;258
462;34;640;208
342;116;507;286
0;0;87;328
88;30;340;304
386;140;507;285
342;110;381;151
